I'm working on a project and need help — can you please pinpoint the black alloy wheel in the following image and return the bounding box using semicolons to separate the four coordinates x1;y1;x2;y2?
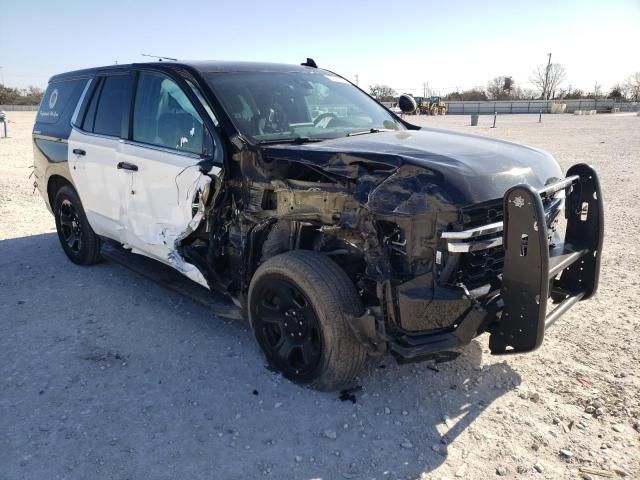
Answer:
248;250;368;390
53;185;102;265
254;276;322;379
57;198;83;254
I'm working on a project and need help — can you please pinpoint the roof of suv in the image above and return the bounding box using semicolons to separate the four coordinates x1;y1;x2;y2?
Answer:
49;60;320;83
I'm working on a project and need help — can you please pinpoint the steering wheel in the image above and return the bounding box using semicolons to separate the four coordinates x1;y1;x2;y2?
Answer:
313;112;337;128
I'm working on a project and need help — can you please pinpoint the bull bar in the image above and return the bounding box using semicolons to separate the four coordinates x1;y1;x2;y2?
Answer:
389;163;604;361
489;163;603;353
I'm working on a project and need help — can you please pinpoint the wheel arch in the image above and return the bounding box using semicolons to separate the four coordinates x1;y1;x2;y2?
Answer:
248;219;366;294
47;174;75;210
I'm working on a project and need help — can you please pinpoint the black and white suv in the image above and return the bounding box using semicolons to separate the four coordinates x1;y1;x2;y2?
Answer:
33;59;603;390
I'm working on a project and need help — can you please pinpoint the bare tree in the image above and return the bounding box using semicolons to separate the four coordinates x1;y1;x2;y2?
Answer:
368;84;396;102
507;87;537;100
486;76;515;100
530;63;566;100
624;72;640;102
592;82;602;99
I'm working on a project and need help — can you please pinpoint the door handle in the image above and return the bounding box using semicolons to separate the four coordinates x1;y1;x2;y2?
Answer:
72;149;86;156
117;161;138;172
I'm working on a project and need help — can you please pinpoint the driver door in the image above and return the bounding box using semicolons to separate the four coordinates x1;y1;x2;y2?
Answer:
118;71;221;286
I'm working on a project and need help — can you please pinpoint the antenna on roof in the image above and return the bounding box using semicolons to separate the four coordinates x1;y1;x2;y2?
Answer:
141;53;178;62
301;58;318;68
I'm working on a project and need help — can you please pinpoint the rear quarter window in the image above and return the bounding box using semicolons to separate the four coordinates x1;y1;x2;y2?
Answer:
37;80;85;125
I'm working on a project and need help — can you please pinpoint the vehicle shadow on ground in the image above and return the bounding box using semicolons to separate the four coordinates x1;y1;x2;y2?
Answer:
99;238;523;477
356;342;521;476
1;232;521;480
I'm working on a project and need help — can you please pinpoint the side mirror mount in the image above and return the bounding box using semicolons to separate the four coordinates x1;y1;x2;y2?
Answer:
398;94;417;114
197;128;216;171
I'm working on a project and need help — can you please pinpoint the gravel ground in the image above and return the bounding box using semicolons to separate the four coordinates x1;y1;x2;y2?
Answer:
1;111;638;480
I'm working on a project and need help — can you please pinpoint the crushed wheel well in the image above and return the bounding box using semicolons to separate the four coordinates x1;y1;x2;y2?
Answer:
253;220;366;295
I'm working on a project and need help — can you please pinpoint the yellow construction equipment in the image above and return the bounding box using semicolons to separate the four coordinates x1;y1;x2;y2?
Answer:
415;96;447;115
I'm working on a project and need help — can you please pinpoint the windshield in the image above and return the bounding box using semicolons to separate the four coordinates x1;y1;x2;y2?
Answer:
204;71;405;143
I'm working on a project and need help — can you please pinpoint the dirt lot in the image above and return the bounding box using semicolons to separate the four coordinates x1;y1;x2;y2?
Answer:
1;111;638;480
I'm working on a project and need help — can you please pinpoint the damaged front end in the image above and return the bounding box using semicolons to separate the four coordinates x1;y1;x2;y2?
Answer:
175;131;603;365
390;163;603;362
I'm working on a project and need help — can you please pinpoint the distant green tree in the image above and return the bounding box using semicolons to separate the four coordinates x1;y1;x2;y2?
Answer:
443;89;488;101
609;85;624;99
0;84;19;104
563;89;585;99
459;89;487;101
0;84;44;105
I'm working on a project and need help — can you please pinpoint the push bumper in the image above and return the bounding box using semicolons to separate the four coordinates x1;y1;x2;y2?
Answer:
389;163;604;361
489;163;603;353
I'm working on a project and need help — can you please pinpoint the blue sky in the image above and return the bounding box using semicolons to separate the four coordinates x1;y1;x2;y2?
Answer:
1;0;638;95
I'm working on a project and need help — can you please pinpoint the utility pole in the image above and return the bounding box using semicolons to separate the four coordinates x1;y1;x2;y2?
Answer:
543;52;552;100
0;66;4;86
355;74;359;86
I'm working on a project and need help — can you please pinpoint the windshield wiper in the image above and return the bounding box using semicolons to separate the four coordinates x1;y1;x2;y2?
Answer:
346;128;395;137
258;136;326;145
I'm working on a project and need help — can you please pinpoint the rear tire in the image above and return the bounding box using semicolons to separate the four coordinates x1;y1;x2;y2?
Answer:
53;185;102;265
248;250;367;390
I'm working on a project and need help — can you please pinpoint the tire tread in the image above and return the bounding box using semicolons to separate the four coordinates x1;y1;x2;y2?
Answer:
249;250;367;390
54;185;102;266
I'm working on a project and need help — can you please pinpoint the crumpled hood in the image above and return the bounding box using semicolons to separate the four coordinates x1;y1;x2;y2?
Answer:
260;127;564;206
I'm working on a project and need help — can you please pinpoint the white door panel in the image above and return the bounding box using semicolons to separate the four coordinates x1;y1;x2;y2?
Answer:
68;128;126;241
118;142;220;287
115;69;223;288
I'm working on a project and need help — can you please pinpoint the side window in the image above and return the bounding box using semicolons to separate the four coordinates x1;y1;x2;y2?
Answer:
133;72;207;155
81;79;102;132
93;75;128;137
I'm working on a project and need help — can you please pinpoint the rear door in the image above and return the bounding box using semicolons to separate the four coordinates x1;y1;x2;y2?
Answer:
117;69;221;286
68;72;130;241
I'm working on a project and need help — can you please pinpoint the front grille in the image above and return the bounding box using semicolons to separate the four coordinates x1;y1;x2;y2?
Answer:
440;189;564;290
456;245;505;290
459;199;503;229
443;193;563;254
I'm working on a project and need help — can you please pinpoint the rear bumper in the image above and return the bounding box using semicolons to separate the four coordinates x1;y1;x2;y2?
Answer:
389;163;604;361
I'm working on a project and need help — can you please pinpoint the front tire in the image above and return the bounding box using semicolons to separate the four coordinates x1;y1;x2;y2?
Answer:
53;185;102;265
248;250;367;390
